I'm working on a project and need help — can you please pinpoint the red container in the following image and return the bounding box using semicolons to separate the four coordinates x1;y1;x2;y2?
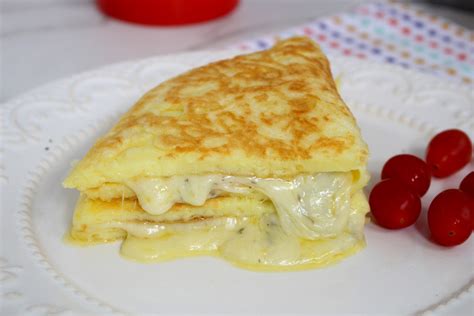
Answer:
97;0;239;25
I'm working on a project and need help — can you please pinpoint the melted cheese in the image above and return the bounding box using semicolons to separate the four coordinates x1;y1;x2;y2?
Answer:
117;191;368;270
99;217;244;239
126;172;354;240
68;191;369;271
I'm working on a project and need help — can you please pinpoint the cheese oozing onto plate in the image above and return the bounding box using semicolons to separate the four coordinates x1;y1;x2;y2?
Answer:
89;212;365;269
67;190;369;270
126;172;360;240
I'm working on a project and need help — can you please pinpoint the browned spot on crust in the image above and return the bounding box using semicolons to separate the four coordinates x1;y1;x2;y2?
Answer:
254;94;268;102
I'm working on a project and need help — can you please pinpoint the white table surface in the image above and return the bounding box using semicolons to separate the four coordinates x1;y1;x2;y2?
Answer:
1;0;473;103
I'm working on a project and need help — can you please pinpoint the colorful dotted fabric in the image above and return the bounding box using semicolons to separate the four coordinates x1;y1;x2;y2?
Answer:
232;1;474;85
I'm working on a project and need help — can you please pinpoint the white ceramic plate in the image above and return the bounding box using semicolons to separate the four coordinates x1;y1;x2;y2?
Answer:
1;51;473;316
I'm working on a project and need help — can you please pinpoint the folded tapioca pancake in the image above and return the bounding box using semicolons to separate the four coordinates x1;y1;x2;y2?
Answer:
63;36;371;270
63;36;368;202
68;191;369;270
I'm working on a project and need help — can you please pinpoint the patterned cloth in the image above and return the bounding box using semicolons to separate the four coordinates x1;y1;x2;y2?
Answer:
231;1;474;85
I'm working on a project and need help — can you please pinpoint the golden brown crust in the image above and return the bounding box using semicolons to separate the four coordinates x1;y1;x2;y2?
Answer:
64;37;368;192
104;38;351;158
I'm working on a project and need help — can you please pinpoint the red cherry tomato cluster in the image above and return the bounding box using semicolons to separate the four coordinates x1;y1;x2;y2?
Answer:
369;129;473;247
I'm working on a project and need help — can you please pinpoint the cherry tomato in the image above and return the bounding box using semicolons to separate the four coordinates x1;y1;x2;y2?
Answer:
369;179;422;229
460;171;474;197
426;129;472;178
381;154;431;196
459;172;474;229
428;189;472;246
